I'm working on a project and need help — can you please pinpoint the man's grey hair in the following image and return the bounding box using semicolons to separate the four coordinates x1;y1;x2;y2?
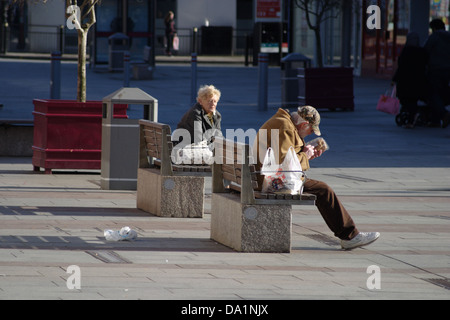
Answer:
290;111;305;125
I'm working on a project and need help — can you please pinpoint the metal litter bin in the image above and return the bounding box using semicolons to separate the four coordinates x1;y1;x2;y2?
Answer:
108;33;129;72
281;53;311;108
101;87;158;190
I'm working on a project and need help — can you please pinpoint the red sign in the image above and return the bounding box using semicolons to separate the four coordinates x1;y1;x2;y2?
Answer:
256;0;281;21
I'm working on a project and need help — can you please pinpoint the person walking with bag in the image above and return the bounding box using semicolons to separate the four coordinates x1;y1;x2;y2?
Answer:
253;106;380;250
164;11;176;56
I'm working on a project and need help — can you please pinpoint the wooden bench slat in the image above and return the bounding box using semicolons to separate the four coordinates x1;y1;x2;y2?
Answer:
212;137;316;206
229;184;242;193
146;144;160;158
222;171;236;182
139;119;211;177
143;134;162;145
143;129;162;139
221;163;236;175
173;164;211;172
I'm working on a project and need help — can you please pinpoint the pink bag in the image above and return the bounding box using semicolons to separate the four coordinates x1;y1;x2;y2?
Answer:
376;86;400;115
172;35;179;51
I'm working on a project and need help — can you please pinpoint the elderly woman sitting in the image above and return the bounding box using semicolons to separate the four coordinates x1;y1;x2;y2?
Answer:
175;84;223;145
172;85;223;165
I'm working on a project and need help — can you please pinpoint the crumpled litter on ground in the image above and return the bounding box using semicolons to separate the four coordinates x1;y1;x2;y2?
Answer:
104;226;138;241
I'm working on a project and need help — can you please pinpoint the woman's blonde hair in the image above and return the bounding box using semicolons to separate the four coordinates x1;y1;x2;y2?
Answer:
165;11;174;23
197;85;221;101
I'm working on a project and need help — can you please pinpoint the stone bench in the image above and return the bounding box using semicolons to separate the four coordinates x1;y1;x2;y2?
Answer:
136;120;211;218
210;137;316;253
0;119;33;157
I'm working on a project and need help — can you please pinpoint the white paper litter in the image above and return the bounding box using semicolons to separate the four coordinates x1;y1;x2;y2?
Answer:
104;226;138;241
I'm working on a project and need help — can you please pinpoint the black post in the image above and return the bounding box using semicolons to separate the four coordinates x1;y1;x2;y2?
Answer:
258;53;268;111
192;27;198;54
0;0;7;54
191;53;197;104
245;34;249;67
59;25;64;54
50;51;61;99
149;0;156;67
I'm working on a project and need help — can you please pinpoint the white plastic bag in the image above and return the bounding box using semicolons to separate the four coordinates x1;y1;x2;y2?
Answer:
174;140;214;165
261;147;281;192
104;226;137;241
261;147;305;195
281;146;305;195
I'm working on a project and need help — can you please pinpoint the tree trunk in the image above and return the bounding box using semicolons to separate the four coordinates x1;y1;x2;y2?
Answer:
314;28;323;68
77;29;87;102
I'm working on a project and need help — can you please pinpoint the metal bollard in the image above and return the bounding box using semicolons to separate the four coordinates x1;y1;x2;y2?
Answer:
59;25;64;54
50;51;61;99
245;34;250;67
258;53;268;111
191;52;197;104
123;51;130;87
192;28;198;53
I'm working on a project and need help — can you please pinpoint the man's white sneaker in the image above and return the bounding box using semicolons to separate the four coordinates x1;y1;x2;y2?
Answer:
341;232;380;250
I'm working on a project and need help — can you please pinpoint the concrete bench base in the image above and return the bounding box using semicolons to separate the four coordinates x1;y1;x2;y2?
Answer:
137;168;204;218
0;124;33;156
210;193;292;253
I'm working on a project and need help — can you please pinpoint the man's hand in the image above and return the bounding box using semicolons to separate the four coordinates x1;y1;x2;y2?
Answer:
304;145;323;160
311;148;323;160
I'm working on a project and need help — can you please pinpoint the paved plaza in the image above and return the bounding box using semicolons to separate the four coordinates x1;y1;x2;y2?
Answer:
0;55;449;302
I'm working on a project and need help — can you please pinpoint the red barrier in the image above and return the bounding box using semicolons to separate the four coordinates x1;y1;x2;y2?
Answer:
32;99;128;173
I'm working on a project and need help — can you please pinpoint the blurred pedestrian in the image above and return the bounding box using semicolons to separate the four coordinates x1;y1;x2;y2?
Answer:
424;18;450;128
164;11;176;56
392;32;428;128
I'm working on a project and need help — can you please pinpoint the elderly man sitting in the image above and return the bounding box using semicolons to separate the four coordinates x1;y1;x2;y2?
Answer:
253;106;380;250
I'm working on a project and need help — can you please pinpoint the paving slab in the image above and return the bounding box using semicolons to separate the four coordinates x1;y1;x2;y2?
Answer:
0;57;449;304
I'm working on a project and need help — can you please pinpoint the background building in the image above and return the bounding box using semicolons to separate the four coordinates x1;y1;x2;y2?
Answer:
290;0;449;77
0;0;449;77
